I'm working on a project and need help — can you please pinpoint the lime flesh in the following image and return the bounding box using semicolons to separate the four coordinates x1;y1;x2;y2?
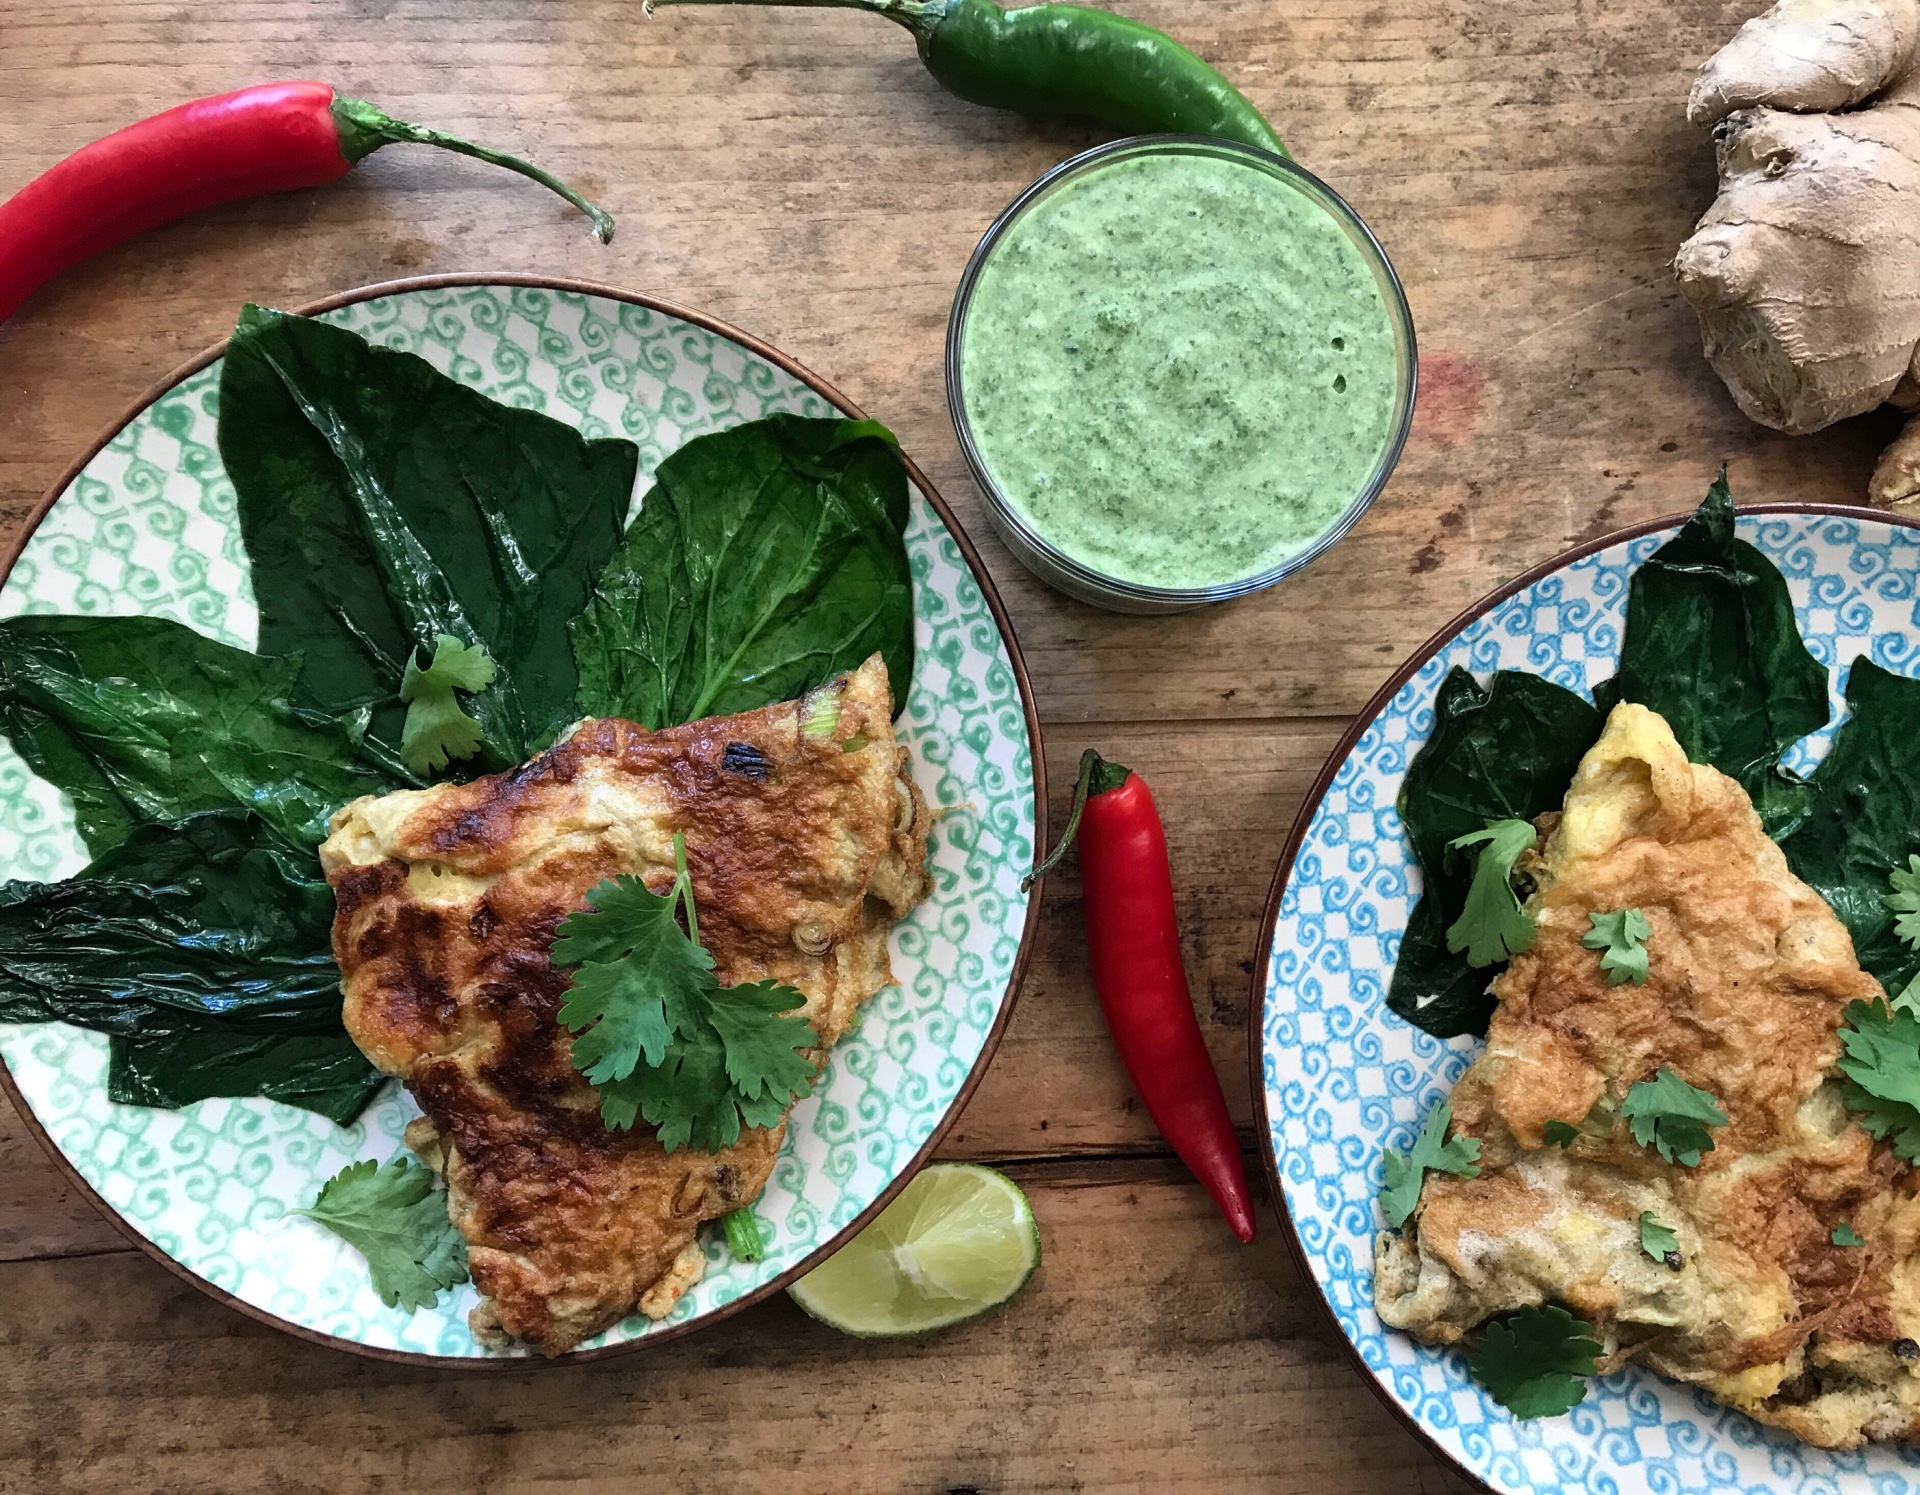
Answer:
787;1163;1040;1337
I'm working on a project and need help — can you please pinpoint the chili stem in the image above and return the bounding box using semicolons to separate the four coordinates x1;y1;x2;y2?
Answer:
645;0;946;42
1023;748;1131;891
331;98;615;244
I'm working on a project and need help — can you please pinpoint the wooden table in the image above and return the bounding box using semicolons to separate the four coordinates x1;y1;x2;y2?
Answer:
0;2;1894;1488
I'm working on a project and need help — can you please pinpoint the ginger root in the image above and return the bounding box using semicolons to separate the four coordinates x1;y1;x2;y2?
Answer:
1675;0;1920;504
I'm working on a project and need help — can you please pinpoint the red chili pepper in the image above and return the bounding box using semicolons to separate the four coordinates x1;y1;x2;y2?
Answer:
1028;749;1257;1242
0;82;614;326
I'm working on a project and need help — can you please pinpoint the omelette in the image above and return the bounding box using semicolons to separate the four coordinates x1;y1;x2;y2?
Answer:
319;654;931;1355
1375;701;1920;1449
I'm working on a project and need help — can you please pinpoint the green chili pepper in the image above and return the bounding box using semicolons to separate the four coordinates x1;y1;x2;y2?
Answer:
647;0;1285;156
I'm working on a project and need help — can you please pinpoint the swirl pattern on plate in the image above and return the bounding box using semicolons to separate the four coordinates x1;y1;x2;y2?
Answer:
0;285;1036;1358
1260;512;1920;1492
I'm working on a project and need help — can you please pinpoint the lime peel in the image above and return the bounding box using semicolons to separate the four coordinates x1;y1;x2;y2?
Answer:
787;1162;1039;1337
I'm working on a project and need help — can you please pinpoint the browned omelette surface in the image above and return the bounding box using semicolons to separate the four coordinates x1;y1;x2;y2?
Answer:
319;654;931;1356
1375;702;1920;1448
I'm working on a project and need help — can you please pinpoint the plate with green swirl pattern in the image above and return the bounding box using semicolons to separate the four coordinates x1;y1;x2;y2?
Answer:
0;274;1044;1364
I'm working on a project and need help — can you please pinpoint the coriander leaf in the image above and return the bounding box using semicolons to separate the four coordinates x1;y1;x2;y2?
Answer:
1832;1223;1865;1247
1389;668;1602;1038
294;1157;469;1312
0;614;384;854
706;980;817;1103
570;414;913;730
1893;972;1920;1019
1621;1067;1727;1167
1836;998;1920;1162
596;1021;735;1153
1444;819;1539;968
553;851;822;1153
1468;1305;1602;1419
409;635;496;695
1639;1211;1682;1269
1380;1099;1482;1228
553;873;714;1083
1593;470;1827;838
593;987;816;1150
223;304;636;771
1838;998;1920;1110
1582;908;1653;986
1542;1120;1580;1148
1890;856;1920;948
1840;1082;1920;1164
398;635;497;774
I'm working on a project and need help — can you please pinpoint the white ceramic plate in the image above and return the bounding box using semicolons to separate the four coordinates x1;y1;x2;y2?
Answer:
1254;505;1920;1493
0;275;1044;1363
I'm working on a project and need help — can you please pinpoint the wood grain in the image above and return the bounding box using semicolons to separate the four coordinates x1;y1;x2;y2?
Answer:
0;1157;1475;1495
0;0;1865;1486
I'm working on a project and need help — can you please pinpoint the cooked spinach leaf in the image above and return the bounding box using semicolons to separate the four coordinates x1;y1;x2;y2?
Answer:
0;811;340;1031
1388;667;1602;1037
571;414;914;728
0;811;382;1124
1594;472;1827;837
109;1029;383;1126
0;614;381;854
221;304;637;772
1780;657;1920;993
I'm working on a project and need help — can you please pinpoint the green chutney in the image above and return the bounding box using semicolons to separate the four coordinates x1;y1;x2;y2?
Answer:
959;149;1401;591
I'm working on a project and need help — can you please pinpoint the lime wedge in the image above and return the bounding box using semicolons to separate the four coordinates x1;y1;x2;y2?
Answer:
787;1163;1040;1336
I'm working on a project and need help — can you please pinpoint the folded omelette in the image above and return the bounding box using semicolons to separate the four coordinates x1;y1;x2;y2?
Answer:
319;654;931;1355
1375;701;1920;1449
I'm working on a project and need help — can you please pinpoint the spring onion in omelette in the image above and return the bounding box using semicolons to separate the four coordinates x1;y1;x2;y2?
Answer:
1375;476;1920;1448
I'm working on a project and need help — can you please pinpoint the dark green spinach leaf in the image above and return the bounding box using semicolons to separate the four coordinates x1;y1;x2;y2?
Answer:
1388;667;1602;1037
0;614;382;854
1781;658;1920;994
109;1029;382;1126
221;304;637;772
0;811;382;1124
571;414;914;728
1594;472;1828;836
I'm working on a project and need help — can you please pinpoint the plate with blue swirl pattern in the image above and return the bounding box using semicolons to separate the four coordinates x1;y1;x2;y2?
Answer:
0;275;1044;1364
1252;504;1920;1493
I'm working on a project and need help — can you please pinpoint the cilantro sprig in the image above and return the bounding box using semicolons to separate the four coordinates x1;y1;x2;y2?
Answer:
1542;1119;1579;1148
1889;856;1920;947
1829;866;1920;1156
1621;1067;1726;1167
1444;819;1539;968
1381;1099;1482;1227
1835;997;1920;1163
399;634;496;773
1583;908;1652;986
1467;1305;1602;1419
1638;1211;1682;1270
554;833;819;1152
294;1156;469;1312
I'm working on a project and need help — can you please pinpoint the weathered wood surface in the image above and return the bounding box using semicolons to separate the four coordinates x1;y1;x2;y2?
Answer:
0;0;1887;1488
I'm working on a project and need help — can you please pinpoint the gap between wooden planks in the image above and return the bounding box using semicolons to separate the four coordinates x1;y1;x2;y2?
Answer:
0;1150;1475;1495
0;0;1904;740
5;0;1903;1487
0;715;1345;1263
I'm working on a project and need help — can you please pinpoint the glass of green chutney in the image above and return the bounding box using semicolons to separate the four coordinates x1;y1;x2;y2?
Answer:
948;136;1416;613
